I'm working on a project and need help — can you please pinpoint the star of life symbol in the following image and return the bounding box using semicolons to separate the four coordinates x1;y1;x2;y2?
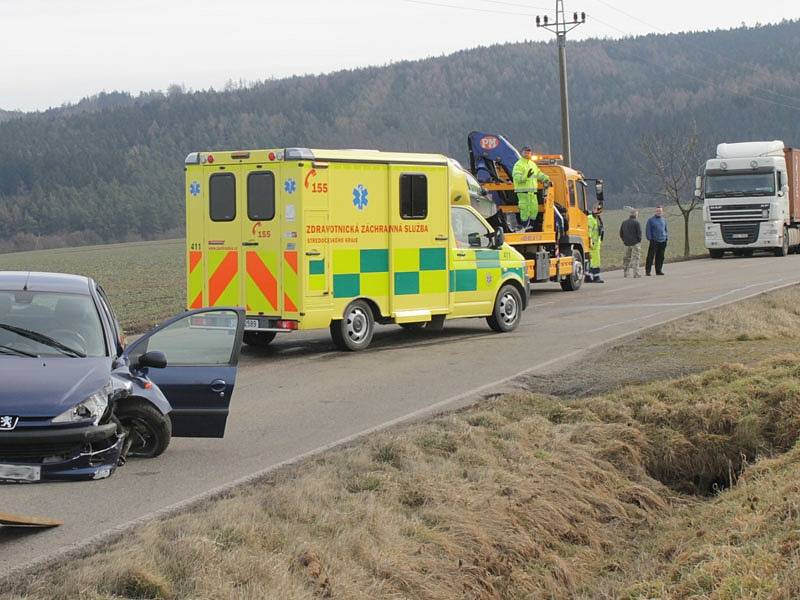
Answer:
0;416;18;431
189;181;201;196
353;184;369;211
284;178;297;194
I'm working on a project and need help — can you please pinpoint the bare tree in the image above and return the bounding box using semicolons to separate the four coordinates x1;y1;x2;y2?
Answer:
637;122;704;257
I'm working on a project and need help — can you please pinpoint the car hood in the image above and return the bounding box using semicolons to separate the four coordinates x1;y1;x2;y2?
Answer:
0;357;112;417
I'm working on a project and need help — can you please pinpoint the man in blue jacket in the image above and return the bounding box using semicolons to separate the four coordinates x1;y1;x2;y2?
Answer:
645;205;668;276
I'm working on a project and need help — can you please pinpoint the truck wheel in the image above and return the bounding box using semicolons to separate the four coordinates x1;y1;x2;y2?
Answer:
709;249;724;259
330;300;375;351
774;228;790;257
487;284;522;333
117;401;171;459
560;248;584;291
243;331;277;347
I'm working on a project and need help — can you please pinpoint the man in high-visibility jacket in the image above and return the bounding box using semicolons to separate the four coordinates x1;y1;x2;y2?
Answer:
512;145;551;231
586;205;605;283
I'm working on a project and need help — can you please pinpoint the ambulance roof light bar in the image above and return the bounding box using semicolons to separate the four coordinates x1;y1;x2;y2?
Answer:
185;152;201;165
284;148;315;161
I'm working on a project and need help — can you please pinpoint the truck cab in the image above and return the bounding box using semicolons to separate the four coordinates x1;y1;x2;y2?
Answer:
698;141;800;258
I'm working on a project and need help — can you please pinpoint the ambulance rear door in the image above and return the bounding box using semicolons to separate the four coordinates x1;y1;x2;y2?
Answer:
241;164;283;322
203;163;244;309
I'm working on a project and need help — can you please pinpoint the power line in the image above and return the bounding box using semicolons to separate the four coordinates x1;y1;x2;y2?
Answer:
590;0;800;105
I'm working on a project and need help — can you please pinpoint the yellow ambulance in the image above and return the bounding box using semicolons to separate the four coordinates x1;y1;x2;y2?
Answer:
185;148;530;351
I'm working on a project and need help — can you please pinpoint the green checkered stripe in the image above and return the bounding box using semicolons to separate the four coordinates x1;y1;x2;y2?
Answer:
450;250;524;293
308;259;326;292
332;248;447;298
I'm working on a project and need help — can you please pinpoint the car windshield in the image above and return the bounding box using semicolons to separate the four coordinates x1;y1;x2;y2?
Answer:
705;173;776;198
0;290;106;357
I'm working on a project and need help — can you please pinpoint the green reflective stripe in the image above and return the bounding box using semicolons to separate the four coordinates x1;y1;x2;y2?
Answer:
309;260;325;275
333;274;360;298
360;249;389;273
475;250;498;260
453;269;478;292
476;260;501;269
394;272;419;295
419;248;446;271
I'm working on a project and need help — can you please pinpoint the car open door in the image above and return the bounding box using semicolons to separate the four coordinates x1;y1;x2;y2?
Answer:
123;308;245;437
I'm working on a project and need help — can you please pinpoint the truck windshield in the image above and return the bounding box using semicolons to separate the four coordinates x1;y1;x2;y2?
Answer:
705;173;775;198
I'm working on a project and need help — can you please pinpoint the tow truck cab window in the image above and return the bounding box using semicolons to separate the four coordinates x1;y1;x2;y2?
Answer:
578;181;588;212
210;173;236;222
400;174;428;219
248;171;275;221
568;180;577;207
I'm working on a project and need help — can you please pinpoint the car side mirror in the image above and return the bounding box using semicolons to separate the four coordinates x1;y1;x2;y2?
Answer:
138;350;167;369
492;228;505;249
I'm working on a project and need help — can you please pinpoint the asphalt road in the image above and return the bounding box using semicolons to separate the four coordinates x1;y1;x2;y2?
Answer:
2;254;800;576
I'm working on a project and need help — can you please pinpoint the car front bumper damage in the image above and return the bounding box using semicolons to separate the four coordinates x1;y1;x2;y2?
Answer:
0;422;124;482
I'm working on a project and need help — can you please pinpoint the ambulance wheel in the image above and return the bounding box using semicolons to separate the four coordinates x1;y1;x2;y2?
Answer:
487;285;522;333
243;331;277;347
560;248;584;291
331;300;375;351
425;315;446;331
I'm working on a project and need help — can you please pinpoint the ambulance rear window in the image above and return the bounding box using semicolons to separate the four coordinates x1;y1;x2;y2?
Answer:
247;171;275;221
400;174;427;219
210;173;236;222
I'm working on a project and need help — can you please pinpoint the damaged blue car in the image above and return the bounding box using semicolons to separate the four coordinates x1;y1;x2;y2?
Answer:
0;271;244;482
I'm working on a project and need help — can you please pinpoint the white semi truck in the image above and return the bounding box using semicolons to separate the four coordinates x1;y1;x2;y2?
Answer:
697;141;800;258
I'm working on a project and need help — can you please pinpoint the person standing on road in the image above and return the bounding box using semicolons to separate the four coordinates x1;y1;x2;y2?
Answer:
586;204;605;283
619;207;642;278
645;205;669;276
512;145;551;231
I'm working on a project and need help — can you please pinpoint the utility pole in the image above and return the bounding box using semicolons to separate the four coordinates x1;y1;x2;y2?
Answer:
536;1;585;168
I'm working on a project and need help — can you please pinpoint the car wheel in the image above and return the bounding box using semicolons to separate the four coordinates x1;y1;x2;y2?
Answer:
117;401;171;458
487;284;523;333
330;300;375;351
560;248;584;291
709;249;724;259
243;331;277;347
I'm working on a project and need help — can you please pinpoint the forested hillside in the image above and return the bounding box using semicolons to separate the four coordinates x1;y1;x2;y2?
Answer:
2;21;800;250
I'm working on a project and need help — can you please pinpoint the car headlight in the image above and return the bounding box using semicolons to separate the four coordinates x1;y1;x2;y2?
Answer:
52;385;110;426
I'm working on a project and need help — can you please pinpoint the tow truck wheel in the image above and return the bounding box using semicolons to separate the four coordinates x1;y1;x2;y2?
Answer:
117;401;171;458
243;331;277;347
331;299;375;351
709;249;724;259
775;228;790;257
487;284;522;333
560;248;584;291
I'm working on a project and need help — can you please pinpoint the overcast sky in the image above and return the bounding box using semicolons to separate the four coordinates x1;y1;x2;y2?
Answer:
1;0;797;111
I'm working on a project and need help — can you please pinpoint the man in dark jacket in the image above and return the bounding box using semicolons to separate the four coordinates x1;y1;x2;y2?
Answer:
645;205;669;276
619;207;642;278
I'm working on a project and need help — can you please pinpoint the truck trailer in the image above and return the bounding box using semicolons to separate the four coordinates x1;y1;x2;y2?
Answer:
698;141;800;257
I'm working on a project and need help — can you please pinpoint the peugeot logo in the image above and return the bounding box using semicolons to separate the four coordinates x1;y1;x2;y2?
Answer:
0;416;18;431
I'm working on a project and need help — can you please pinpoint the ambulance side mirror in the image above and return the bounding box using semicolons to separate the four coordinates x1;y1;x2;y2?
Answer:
491;228;505;249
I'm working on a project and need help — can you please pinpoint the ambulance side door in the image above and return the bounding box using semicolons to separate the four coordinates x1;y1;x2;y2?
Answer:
204;164;244;308
241;165;283;319
449;206;497;316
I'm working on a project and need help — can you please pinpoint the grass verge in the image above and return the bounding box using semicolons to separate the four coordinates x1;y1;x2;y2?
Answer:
4;285;800;600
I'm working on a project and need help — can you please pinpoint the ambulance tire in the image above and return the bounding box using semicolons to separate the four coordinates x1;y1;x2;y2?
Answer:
243;331;277;347
487;284;523;333
560;248;584;291
425;315;446;331
331;300;375;351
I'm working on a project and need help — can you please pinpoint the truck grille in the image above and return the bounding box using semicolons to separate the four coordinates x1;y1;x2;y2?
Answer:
709;204;768;223
721;223;760;245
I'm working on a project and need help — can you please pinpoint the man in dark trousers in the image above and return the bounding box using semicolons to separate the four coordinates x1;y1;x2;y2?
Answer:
645;205;668;276
619;207;642;278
